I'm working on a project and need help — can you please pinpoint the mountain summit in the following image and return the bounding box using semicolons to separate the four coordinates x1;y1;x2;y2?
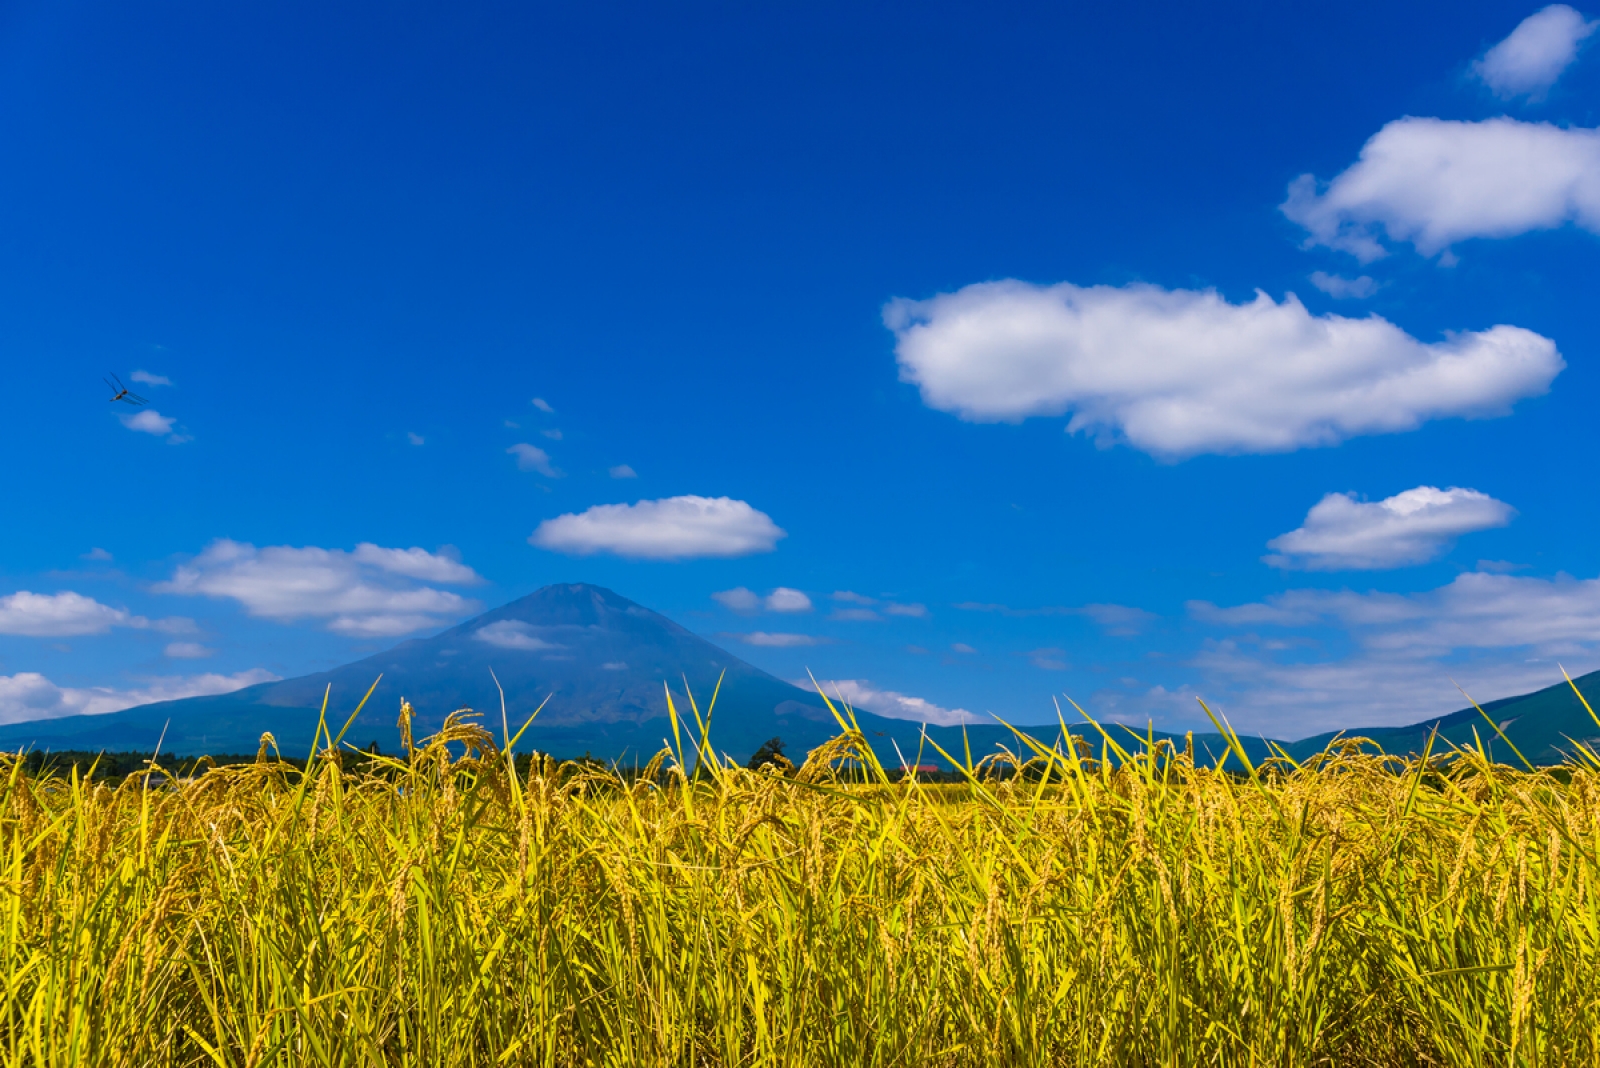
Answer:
0;585;904;760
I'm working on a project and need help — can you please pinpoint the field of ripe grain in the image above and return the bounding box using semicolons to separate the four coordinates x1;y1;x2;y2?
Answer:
1;693;1597;1067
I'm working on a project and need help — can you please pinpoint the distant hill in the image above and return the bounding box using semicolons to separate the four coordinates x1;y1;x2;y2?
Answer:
0;583;1595;767
1281;671;1600;767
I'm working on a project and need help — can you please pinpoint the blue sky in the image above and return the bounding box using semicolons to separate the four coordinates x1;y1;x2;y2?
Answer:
4;0;1600;736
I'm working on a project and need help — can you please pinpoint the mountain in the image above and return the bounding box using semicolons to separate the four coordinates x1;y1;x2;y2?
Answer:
0;584;945;761
1280;671;1600;767
1;582;1596;767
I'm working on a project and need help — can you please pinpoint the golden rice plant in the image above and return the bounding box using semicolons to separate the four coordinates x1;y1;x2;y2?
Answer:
0;678;1597;1067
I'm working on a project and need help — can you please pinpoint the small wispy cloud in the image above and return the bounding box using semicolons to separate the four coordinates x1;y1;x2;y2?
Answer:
609;464;638;479
129;370;172;387
507;443;563;478
120;409;190;444
828;591;923;618
713;587;761;612
81;548;113;562
1473;4;1597;100
728;631;824;647
765;587;812;613
956;599;1145;634
531;397;555;413
164;642;212;659
712;587;813;613
407;432;425;446
541;429;563;440
473;620;564;651
1308;271;1379;299
1021;647;1069;670
807;678;977;726
1077;603;1158;636
954;601;1074;617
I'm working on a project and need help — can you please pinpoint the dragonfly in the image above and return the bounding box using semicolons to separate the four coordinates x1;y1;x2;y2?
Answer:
104;373;148;406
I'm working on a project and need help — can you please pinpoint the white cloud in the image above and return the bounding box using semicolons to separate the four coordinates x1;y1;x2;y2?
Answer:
1024;647;1070;671
330;615;443;638
713;587;762;612
541;429;562;440
1266;486;1515;570
1194;570;1600;657
0;668;279;726
951;642;978;654
120;409;186;443
765;587;813;613
885;279;1560;459
729;631;822;647
1169;567;1600;735
472;620;563;651
129;370;172;387
164;642;212;659
531;397;555;413
811;679;976;726
508;443;562;478
81;548;113;562
955;601;1073;617
155;539;480;637
531;496;785;560
1308;271;1379;299
601;661;627;671
0;591;138;637
714;586;811;614
1282;118;1600;261
820;591;921;618
957;600;1152;633
1180;642;1570;736
1078;603;1158;636
407;432;425;446
609;465;638;479
351;543;480;584
1474;4;1597;99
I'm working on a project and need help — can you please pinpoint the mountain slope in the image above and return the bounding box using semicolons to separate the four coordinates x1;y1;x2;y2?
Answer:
0;585;917;760
1281;670;1600;767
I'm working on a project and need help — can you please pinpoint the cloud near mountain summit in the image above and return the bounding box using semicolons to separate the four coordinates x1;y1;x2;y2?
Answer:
531;497;785;560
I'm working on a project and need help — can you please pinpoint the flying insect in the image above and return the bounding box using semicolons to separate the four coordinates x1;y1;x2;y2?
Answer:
104;373;148;406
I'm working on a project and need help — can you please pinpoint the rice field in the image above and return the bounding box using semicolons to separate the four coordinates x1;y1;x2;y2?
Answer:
1;685;1598;1067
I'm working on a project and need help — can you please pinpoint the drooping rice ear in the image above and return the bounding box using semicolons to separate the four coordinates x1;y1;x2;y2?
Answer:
398;698;415;759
